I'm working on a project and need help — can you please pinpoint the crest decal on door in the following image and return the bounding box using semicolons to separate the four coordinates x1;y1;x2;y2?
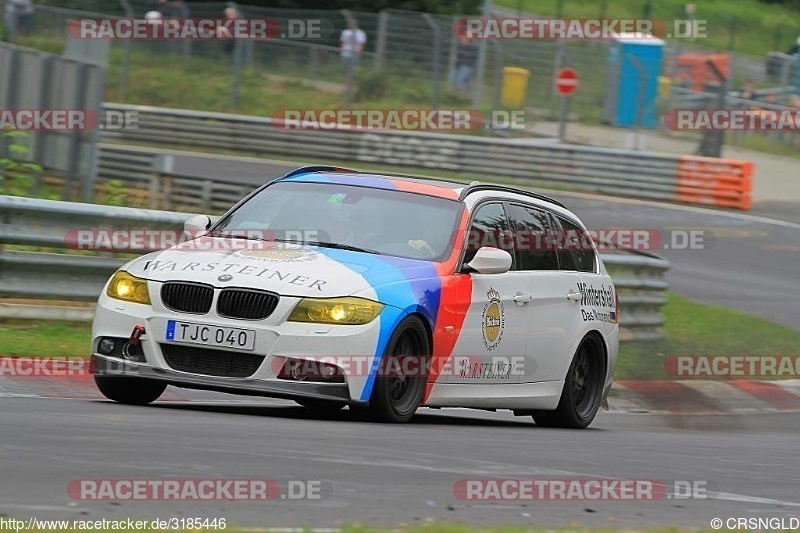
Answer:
481;287;505;352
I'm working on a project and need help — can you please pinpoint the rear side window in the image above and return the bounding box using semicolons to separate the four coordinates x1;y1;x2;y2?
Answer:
556;216;597;273
507;203;559;271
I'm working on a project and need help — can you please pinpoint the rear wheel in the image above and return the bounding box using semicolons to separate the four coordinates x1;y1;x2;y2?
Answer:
366;316;429;423
533;335;605;429
95;376;167;405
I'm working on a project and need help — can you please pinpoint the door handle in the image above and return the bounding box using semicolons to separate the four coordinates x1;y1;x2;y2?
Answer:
513;292;532;305
567;291;583;302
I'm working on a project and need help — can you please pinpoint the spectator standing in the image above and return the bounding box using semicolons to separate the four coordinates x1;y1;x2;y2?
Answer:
340;20;366;107
452;34;477;95
4;0;17;42
340;21;366;75
171;0;190;20
16;0;33;37
217;4;239;55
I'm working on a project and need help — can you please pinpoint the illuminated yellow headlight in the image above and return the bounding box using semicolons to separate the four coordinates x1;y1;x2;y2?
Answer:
288;297;384;325
106;271;151;305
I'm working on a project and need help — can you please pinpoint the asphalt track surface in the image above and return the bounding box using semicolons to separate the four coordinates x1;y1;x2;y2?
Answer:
169;150;800;330
2;395;800;529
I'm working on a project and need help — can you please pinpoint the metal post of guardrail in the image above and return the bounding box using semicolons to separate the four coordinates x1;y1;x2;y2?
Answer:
231;39;242;110
63;62;90;201
421;13;441;110
0;48;21;163
117;0;133;101
491;41;503;110
696;59;727;158
31;54;54;170
81;65;107;203
341;9;357;110
447;22;457;92
374;11;388;71
151;154;175;209
777;53;793;99
472;0;491;108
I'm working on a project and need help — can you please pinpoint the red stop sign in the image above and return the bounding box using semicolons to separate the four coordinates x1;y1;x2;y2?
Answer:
555;67;579;96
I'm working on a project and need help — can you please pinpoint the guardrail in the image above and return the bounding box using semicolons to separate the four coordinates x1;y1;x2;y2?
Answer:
0;195;669;340
99;103;754;211
95;145;255;213
601;251;670;342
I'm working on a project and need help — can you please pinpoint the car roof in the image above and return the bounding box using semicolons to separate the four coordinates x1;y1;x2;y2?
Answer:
274;166;565;208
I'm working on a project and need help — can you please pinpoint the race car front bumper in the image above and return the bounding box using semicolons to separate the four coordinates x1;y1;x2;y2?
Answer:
91;354;351;402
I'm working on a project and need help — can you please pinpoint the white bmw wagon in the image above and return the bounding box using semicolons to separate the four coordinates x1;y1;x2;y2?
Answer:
91;167;618;428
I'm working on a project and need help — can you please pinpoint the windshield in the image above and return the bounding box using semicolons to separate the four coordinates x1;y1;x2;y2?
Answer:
211;181;464;261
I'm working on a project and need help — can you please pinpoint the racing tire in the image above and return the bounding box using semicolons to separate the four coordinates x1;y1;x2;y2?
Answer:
532;335;605;429
295;399;347;413
94;376;167;405
365;316;430;423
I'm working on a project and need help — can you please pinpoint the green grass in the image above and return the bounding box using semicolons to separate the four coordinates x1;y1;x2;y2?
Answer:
617;292;800;379
737;135;800;159
0;321;92;358
498;0;800;57
16;33;473;118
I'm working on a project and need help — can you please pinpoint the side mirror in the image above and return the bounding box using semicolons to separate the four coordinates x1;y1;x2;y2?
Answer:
184;214;212;234
463;247;512;274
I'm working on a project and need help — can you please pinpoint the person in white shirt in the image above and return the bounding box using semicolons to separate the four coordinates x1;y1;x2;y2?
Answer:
340;20;366;77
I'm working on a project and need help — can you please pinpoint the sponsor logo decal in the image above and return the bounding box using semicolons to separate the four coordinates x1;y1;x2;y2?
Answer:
481;288;505;352
236;247;319;262
577;282;617;323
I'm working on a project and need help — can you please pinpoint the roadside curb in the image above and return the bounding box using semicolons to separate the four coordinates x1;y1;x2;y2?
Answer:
610;379;800;414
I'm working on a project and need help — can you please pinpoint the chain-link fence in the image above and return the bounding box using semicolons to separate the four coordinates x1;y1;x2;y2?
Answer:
3;1;799;151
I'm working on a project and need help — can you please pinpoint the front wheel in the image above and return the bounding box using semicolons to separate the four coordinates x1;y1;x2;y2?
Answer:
533;335;605;429
365;316;430;423
95;376;167;405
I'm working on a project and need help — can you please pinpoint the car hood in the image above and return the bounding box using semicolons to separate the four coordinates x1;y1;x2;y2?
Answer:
125;237;439;298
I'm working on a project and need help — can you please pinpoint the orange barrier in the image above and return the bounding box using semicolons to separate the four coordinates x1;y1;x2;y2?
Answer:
676;156;753;210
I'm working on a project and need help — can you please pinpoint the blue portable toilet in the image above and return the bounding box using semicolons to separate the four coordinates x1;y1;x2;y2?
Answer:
603;33;665;128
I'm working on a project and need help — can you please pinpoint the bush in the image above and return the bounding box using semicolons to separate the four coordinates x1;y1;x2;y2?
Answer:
355;69;389;101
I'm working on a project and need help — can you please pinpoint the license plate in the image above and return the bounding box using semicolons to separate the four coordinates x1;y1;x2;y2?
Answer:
166;320;255;351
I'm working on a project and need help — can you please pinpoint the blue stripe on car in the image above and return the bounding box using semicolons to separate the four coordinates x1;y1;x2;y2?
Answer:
313;249;441;402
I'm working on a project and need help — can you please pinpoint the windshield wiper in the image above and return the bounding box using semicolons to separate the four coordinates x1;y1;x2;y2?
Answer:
207;231;267;241
283;239;380;255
